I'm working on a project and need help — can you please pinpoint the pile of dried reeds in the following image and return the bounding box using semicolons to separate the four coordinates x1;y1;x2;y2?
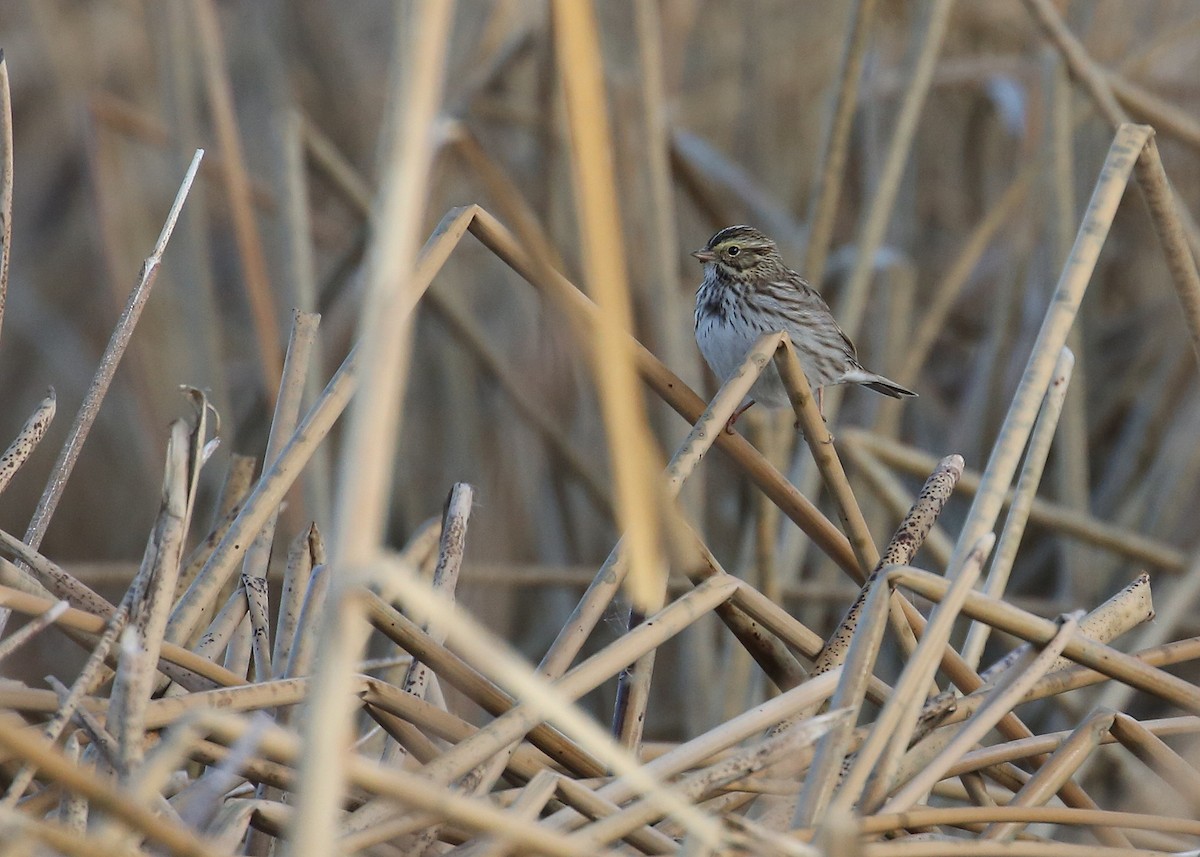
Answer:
2;1;1200;856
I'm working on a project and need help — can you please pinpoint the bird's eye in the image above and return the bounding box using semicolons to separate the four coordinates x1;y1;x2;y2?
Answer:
726;245;740;257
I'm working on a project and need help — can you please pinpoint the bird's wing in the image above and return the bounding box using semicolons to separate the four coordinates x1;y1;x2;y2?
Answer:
773;271;860;359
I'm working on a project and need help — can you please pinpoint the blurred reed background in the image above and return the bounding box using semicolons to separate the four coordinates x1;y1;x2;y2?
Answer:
2;0;1200;847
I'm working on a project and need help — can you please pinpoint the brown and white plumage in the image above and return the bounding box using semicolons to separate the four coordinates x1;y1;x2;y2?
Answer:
692;225;916;413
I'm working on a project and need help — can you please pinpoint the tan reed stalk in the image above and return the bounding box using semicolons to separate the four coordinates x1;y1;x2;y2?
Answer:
1108;713;1200;814
794;565;908;827
610;332;789;753
199;711;610;857
552;0;666;612
389;484;471;737
1109;73;1200;151
350;560;732;851
470;769;560;857
802;0;878;285
285;3;457;849
844;429;1185;571
539;331;783;680
106;419;192;774
837;442;955;567
8;148;202;631
0;390;55;496
633;0;699;398
281;110;331;526
0;529;112;618
980;573;1153;682
242;310;320;681
980;709;1116;841
944;123;1152;581
0;597;67;664
776;336;878;578
856;805;1200;838
897;568;1200;714
176;454;257;601
1044;51;1092;599
961;348;1074;668
879;613;1081;815
270;524;320;679
839;534;994;813
0;585;241;688
191;0;282;399
0;713;222;857
189;583;249;669
0;50;10;344
570;710;849;852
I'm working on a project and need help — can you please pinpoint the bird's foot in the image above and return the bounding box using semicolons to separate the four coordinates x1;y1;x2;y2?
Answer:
724;401;756;434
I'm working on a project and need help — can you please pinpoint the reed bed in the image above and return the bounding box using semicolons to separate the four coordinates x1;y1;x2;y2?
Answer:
1;2;1200;855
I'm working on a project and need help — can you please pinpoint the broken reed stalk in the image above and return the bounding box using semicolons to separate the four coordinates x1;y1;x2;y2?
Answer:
9;148;204;635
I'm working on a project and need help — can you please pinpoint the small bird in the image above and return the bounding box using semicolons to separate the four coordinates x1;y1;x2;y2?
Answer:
693;225;916;426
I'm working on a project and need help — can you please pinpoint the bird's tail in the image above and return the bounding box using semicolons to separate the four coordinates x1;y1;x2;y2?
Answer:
844;369;917;399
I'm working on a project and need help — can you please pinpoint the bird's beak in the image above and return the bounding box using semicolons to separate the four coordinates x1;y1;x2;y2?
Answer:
691;248;717;263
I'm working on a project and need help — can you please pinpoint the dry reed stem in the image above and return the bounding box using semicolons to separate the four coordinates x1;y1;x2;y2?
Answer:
0;51;11;344
271;523;320;679
360;556;730;850
288;1;455;845
1108;713;1200;814
552;0;665;613
961;348;1074;668
981;708;1115;841
0;529;111;618
243;310;320;681
13;148;203;628
848;535;994;813
0;597;67;664
1133;136;1200;366
539;331;782;680
981;573;1153;682
281;112;332;529
897;568;1200;714
844;429;1184;572
1025;0;1200;331
611;333;788;753
837;442;954;567
854;805;1200;838
572;711;849;852
176;454;257;601
0;713;222;857
191;0;282;400
466;207;859;574
945;122;1152;580
776;338;877;579
107;418;192;773
802;0;878;285
794;564;905;827
0;389;55;497
880;613;1080;815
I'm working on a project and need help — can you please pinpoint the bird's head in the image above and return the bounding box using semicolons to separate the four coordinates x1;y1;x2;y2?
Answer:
691;225;782;279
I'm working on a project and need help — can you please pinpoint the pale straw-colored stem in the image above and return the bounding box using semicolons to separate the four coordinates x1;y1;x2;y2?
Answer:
961;348;1074;669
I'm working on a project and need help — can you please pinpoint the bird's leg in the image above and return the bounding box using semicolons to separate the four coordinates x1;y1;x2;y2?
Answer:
725;400;756;433
817;387;825;419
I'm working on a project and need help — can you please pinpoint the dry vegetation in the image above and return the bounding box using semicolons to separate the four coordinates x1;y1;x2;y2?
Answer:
0;1;1200;855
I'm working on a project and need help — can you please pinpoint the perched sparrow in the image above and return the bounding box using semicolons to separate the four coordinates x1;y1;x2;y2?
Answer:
693;225;916;425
